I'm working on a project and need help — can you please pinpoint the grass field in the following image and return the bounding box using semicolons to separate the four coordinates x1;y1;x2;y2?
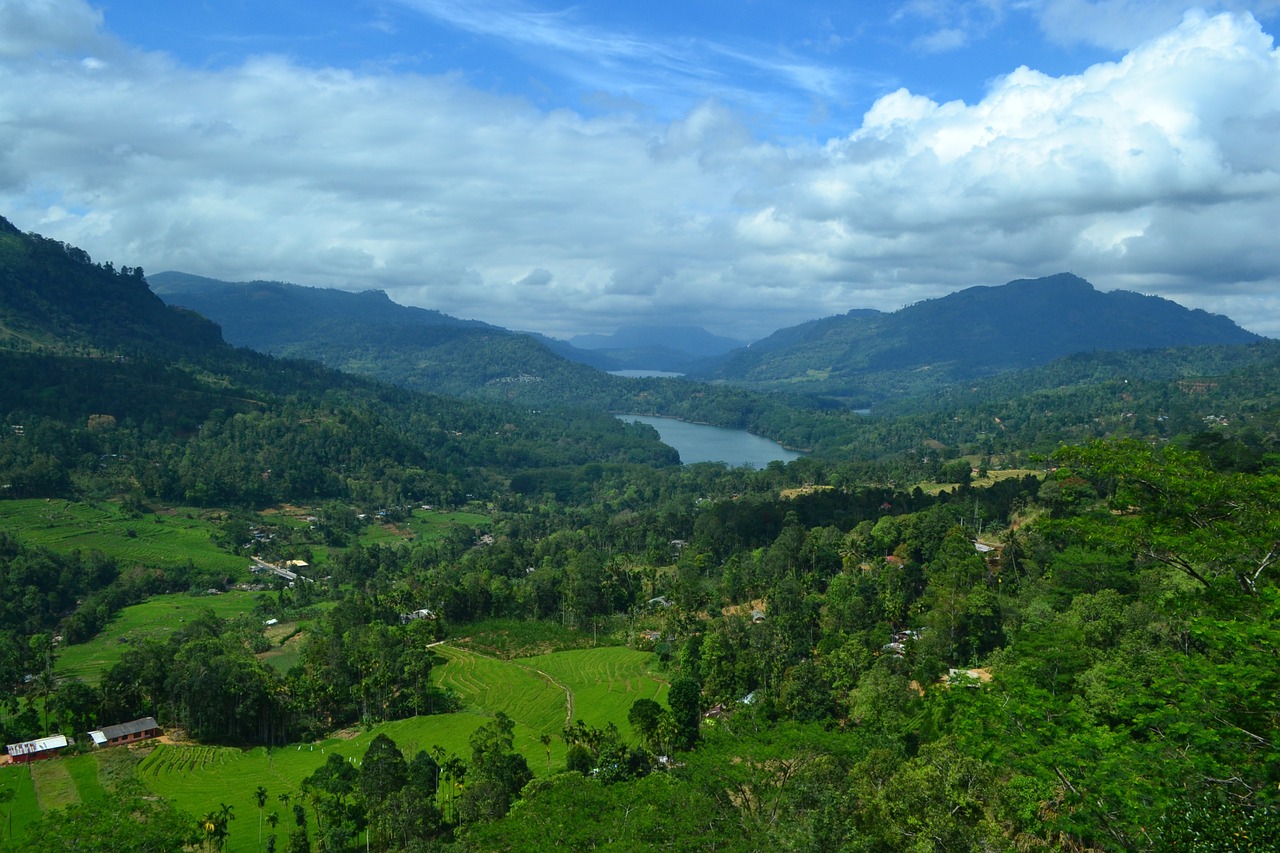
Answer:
30;755;82;811
0;499;246;572
0;763;43;844
55;590;266;684
135;711;546;853
432;645;570;736
13;640;665;852
518;647;669;735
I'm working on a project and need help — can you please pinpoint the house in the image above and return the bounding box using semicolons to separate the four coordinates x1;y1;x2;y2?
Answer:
6;734;70;764
87;717;161;748
399;608;437;624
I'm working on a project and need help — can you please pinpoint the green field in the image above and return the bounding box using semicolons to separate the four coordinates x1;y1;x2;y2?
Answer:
0;762;41;844
54;590;266;684
357;507;491;548
520;647;669;735
0;499;246;572
8;643;667;852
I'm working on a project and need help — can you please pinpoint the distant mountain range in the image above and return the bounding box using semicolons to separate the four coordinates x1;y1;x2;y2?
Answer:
151;268;1263;409
149;271;624;399
690;273;1261;403
569;325;748;372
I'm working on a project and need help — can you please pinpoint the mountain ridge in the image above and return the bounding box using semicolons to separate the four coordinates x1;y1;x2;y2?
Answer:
693;273;1260;402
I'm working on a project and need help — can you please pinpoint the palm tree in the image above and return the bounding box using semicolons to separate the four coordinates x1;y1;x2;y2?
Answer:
265;811;279;853
201;811;219;852
216;802;236;852
539;733;552;770
255;785;268;850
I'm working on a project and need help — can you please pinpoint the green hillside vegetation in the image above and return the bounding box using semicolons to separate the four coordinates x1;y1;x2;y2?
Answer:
53;591;266;685
0;500;244;574
695;273;1261;404
5;219;1280;851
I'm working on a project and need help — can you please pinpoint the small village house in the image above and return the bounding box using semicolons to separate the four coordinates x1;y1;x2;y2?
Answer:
5;734;70;764
87;716;161;748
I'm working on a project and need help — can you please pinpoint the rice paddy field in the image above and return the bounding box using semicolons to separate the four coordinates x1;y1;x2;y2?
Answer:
0;499;245;573
53;590;267;685
7;642;668;852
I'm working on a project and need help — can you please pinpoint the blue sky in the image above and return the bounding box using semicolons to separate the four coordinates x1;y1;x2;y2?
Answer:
97;1;1115;139
3;0;1280;339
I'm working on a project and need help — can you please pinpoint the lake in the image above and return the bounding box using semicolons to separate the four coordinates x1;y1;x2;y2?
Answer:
619;415;803;468
608;370;685;378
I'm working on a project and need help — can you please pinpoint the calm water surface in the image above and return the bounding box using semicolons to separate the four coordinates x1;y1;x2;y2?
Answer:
620;415;803;468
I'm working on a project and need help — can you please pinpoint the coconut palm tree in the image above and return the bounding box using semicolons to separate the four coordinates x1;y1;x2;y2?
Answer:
255;785;268;850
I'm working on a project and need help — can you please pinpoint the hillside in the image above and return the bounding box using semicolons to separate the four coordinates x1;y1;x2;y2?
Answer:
0;222;680;507
569;324;749;372
695;273;1261;404
0;217;221;355
149;271;628;398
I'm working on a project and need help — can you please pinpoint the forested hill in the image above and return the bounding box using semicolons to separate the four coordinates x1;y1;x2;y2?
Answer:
148;270;840;433
694;273;1261;403
0;219;680;505
150;271;624;397
148;271;493;346
0;216;221;354
568;324;749;372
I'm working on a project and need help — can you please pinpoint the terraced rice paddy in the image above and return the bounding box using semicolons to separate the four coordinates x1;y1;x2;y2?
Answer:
10;643;667;852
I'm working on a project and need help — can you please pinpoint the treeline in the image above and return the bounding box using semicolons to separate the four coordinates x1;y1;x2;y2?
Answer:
457;438;1280;852
0;350;678;507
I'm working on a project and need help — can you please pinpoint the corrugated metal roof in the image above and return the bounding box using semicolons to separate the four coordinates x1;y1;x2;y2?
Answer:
92;716;160;741
6;734;69;756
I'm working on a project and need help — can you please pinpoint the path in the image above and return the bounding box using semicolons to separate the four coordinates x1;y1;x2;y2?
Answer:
431;641;575;728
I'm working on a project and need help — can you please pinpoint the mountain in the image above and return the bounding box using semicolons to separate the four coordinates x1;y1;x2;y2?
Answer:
0;220;680;505
693;273;1261;404
569;325;749;372
0;217;221;355
150;271;624;400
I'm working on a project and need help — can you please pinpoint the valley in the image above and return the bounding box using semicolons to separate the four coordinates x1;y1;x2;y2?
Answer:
2;217;1279;851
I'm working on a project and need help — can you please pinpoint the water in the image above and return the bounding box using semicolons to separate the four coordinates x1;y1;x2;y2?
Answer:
619;415;803;468
608;370;685;378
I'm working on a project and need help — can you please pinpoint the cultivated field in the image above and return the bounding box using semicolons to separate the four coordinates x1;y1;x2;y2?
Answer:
54;590;266;684
0;499;245;572
8;643;667;852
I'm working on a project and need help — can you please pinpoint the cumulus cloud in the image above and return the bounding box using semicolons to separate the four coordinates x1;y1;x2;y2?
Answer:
1034;0;1280;49
1;5;1279;339
0;0;106;58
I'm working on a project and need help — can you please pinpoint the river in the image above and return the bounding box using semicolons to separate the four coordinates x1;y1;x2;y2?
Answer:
618;414;803;468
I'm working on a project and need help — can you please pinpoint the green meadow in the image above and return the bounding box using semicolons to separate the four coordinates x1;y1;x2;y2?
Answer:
0;499;245;572
54;590;266;684
9;643;667;852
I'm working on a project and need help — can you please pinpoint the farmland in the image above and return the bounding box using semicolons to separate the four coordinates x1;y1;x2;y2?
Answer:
53;590;266;684
6;642;668;852
0;499;245;573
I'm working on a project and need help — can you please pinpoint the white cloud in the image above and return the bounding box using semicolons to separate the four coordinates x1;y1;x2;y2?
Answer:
0;0;106;59
2;8;1280;339
1034;0;1280;49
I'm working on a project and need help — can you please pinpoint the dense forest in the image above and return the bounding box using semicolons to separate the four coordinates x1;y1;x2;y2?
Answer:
3;218;1280;851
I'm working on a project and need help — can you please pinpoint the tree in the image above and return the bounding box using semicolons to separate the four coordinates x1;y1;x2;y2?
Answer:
1056;439;1280;596
255;786;268;852
628;698;664;751
667;675;702;751
459;712;533;822
539;732;553;770
13;788;197;852
360;733;409;851
200;802;235;852
302;753;359;851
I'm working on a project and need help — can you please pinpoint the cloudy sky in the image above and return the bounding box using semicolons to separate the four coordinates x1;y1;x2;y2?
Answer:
3;0;1280;340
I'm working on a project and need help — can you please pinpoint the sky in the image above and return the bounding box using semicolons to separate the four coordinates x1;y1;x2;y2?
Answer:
3;1;1280;341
